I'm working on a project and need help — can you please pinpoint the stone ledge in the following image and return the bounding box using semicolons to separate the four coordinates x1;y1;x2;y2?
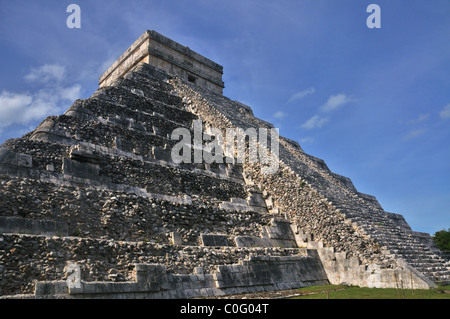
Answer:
31;252;328;299
0;216;68;237
99;31;224;93
0;148;32;168
235;236;297;248
201;234;230;247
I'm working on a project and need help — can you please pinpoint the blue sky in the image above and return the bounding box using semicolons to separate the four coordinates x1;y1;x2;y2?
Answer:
0;0;449;234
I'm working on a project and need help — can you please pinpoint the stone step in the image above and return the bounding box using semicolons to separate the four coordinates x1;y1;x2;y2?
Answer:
66;98;194;138
0;174;266;244
113;75;184;109
117;76;183;106
0;232;306;296
33;114;172;159
94;86;194;126
2;139;248;203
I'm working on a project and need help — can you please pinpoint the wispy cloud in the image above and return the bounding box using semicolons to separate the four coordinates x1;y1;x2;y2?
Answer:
407;113;429;124
403;129;427;141
320;93;355;113
440;104;450;119
24;64;66;83
273;111;287;119
300;115;328;130
287;87;315;103
299;93;355;130
58;84;82;101
0;91;33;128
299;137;315;144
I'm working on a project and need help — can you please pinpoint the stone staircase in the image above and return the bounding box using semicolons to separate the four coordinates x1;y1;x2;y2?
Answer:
328;197;450;286
168;69;450;287
284;153;450;285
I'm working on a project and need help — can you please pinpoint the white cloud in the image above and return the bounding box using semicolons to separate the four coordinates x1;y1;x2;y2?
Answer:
296;93;355;131
404;129;427;140
58;84;82;101
287;87;315;103
299;137;314;144
300;115;328;130
273;111;287;119
0;91;33;127
0;89;66;129
0;64;82;130
407;113;429;124
320;93;355;113
440;104;450;119
24;64;66;83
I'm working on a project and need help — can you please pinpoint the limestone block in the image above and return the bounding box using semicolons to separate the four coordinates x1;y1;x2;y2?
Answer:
317;247;335;261
247;191;266;207
335;252;347;261
200;234;229;247
0;216;68;237
171;231;182;245
69;147;102;164
263;218;295;241
134;264;167;287
63;157;99;179
152;146;172;162
307;241;324;249
17;154;33;168
0;148;32;168
34;281;68;296
218;201;256;212
348;257;360;267
270;207;280;214
265;196;273;209
234;236;273;248
230;197;247;205
194;267;204;275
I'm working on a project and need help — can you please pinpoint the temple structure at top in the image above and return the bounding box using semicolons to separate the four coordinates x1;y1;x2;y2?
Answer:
99;30;225;94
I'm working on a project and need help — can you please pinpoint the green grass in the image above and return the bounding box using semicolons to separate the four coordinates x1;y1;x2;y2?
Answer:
290;285;450;299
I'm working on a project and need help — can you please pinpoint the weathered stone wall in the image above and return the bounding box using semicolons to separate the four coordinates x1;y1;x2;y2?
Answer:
1;144;247;203
0;175;268;245
0;233;306;296
3;254;329;299
99;32;150;88
99;30;224;94
317;247;435;289
0;217;68;237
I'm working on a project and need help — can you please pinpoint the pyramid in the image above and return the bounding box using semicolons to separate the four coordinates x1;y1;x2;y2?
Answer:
0;30;448;299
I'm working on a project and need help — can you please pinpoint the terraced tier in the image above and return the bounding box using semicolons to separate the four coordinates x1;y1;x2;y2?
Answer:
0;233;309;296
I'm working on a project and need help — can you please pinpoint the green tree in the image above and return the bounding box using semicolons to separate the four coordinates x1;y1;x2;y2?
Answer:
432;229;450;252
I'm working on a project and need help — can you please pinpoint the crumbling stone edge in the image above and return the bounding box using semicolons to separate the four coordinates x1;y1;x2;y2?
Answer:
2;252;330;299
